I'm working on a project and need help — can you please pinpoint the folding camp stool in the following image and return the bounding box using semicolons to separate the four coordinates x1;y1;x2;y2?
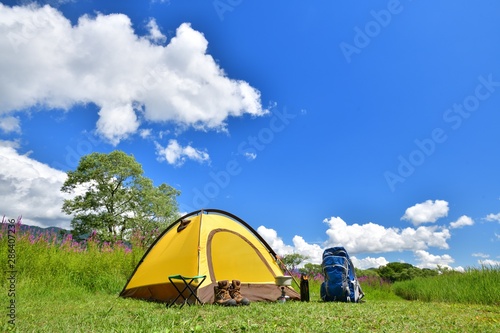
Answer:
167;275;206;308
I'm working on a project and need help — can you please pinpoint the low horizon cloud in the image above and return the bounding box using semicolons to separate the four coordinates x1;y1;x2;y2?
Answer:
258;214;459;270
0;144;71;228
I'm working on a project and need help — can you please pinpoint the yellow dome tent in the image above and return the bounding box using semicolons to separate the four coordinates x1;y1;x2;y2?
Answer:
120;209;300;304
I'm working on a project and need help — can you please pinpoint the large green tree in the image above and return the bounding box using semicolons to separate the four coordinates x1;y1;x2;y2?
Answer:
61;150;180;246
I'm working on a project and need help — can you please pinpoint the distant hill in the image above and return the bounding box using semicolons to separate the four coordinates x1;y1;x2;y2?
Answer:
19;224;70;238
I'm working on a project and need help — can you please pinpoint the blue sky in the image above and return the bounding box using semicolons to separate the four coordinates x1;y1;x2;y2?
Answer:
1;0;499;270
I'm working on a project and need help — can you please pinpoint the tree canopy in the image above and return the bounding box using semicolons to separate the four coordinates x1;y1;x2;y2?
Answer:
279;253;308;272
61;150;180;247
376;262;438;282
299;263;322;277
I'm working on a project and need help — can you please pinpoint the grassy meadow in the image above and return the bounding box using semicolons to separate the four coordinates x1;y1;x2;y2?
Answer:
1;220;499;332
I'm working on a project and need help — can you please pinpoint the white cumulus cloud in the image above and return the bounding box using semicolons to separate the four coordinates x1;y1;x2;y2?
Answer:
351;256;389;270
291;235;324;264
414;250;454;269
155;139;209;166
479;259;500;266
485;212;500;223
0;4;267;145
257;225;294;256
449;215;474;229
257;215;453;269
0;116;21;134
323;216;450;254
401;199;449;226
0;143;72;228
145;18;166;44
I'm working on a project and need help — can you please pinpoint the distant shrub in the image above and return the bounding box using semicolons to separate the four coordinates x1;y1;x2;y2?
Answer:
392;266;500;305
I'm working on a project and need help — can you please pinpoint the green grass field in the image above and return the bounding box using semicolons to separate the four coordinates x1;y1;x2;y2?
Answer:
1;222;499;332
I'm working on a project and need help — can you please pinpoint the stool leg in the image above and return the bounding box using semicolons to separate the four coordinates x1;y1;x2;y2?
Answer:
166;276;206;308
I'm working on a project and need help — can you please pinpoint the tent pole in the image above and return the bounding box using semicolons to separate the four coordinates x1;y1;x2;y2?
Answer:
275;256;300;291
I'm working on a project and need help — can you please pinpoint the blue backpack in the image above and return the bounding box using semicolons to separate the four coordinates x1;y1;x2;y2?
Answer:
320;247;364;302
